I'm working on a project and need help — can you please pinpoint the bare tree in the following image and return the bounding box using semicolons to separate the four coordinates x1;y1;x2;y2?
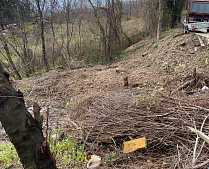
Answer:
106;0;122;60
88;0;122;61
35;0;49;71
157;0;163;41
88;0;107;58
0;32;22;80
50;0;57;66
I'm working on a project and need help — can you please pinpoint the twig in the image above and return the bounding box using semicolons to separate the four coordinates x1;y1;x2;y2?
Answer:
0;95;23;99
162;94;209;112
28;83;36;98
45;104;50;141
175;144;181;169
192;159;209;168
187;126;209;144
171;79;195;95
192;126;199;166
111;137;117;151
191;105;209;113
82;119;99;152
9;51;35;75
195;116;208;161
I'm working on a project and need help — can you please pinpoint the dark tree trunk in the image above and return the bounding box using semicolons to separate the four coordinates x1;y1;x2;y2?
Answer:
107;0;122;61
157;0;162;41
36;0;49;71
88;0;107;60
0;63;56;169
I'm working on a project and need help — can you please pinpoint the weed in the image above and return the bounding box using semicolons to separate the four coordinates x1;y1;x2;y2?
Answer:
65;99;73;110
120;50;132;59
152;44;158;49
106;152;122;166
137;96;162;113
197;56;206;63
48;130;87;167
0;55;18;63
0;142;20;167
120;44;142;60
85;52;104;66
188;61;198;65
165;37;171;43
143;64;152;68
79;72;87;79
152;62;158;66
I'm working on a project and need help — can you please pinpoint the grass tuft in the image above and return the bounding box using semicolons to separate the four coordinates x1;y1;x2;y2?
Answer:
0;142;20;168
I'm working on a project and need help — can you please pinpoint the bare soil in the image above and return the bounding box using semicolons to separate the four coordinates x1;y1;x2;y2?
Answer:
2;28;209;168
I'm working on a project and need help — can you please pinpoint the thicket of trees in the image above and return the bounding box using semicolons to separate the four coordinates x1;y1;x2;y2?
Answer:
0;0;186;79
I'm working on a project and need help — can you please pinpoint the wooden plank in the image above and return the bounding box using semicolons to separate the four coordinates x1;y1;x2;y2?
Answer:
197;35;205;47
123;137;147;153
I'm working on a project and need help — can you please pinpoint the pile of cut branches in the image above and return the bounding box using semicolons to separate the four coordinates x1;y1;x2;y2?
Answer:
66;81;209;168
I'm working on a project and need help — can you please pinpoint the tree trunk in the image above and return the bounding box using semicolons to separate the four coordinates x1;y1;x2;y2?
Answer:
107;0;122;60
88;0;107;59
36;0;49;71
0;34;22;80
0;63;56;168
157;0;163;41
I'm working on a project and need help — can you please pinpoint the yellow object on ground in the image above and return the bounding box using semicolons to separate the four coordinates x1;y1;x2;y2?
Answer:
123;137;147;153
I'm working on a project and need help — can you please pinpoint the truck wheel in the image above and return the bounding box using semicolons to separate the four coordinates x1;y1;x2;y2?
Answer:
184;25;188;34
207;29;209;32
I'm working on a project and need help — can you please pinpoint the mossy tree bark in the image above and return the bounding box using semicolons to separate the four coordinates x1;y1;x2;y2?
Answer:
0;63;56;169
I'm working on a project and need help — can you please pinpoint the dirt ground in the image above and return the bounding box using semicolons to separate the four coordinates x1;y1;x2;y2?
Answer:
2;28;209;168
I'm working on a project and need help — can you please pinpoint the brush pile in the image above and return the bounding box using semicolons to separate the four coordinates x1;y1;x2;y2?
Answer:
67;72;209;168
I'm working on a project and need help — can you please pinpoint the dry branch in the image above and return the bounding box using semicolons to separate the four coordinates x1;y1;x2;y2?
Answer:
171;78;195;95
187;126;209;144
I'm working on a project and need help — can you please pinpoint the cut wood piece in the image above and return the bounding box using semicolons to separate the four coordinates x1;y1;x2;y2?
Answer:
123;76;129;86
123;137;147;153
197;35;205;47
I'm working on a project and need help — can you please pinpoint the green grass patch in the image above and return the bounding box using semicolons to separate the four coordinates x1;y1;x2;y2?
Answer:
0;131;86;168
120;43;143;59
197;56;206;63
143;64;152;68
105;152;122;166
0;55;18;63
65;99;73;110
85;52;104;66
49;130;87;167
152;44;159;49
0;142;20;167
120;50;132;59
26;22;36;27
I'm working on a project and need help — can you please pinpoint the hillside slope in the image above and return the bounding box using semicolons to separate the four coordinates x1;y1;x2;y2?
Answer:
6;28;209;168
